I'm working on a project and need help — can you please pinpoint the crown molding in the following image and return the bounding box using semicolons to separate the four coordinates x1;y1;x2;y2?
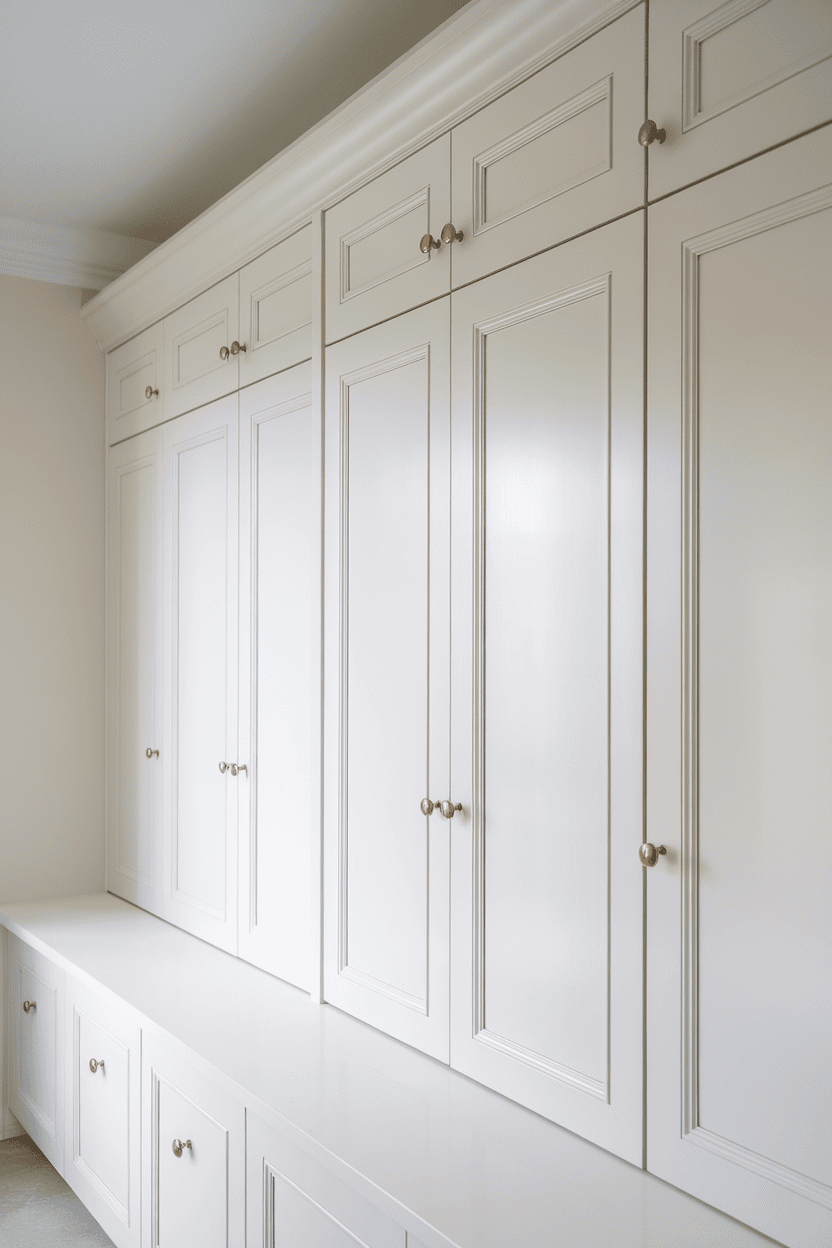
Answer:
80;0;640;352
0;217;156;292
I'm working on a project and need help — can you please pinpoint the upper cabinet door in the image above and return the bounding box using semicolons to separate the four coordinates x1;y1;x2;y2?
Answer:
239;225;314;388
238;364;319;992
647;130;832;1248
162;394;239;954
106;322;164;445
324;135;450;343
450;212;645;1165
163;274;240;421
648;0;832;200
107;427;164;917
323;299;451;1062
451;5;645;288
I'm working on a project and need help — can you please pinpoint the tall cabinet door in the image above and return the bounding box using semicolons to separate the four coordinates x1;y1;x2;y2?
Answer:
162;393;239;954
324;300;451;1062
238;363;319;991
450;213;645;1164
647;131;832;1248
107;426;164;915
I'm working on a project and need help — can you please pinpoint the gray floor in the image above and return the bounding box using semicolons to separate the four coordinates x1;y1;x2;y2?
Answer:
0;1133;115;1247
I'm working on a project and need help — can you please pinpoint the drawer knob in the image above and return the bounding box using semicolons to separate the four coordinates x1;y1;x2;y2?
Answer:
439;800;462;819
22;1000;36;1013
420;233;440;254
172;1138;192;1157
145;385;159;399
146;747;159;758
638;119;666;147
440;222;464;245
639;842;667;867
89;1058;105;1074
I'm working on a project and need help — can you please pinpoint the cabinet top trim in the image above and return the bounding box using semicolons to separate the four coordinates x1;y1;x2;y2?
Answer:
80;0;641;353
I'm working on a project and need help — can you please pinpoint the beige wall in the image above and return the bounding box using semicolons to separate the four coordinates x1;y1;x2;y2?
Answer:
0;274;105;904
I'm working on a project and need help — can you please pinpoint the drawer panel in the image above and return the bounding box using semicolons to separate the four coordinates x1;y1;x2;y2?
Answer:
239;225;314;386
325;134;450;342
163;273;240;420
107;322;164;445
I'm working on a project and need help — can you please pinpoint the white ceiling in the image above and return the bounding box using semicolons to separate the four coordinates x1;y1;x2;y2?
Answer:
1;0;469;244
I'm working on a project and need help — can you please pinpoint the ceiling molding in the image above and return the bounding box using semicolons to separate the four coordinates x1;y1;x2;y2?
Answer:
81;0;640;351
0;217;156;292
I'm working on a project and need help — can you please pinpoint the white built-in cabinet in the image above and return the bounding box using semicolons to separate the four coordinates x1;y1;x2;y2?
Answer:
90;2;832;1245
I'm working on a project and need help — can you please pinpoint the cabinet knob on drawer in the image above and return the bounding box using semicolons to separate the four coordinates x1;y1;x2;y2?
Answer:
146;747;159;758
440;223;464;245
172;1138;192;1158
145;385;159;399
638;119;666;147
639;842;667;867
89;1058;105;1074
439;800;462;819
22;1000;36;1013
420;233;441;254
229;340;247;355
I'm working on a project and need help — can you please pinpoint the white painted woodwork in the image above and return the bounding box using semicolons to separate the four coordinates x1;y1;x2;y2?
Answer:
239;225;314;387
450;5;644;287
648;0;832;200
450;213;644;1164
65;977;141;1248
248;1112;407;1248
143;1033;245;1248
647;129;832;1248
324;135;451;343
107;427;164;917
324;300;451;1062
7;935;64;1170
163;274;240;421
162;394;239;954
238;364;319;992
107;322;164;445
1;897;782;1248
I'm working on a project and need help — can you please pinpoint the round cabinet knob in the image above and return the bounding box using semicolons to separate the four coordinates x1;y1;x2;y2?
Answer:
229;341;247;355
23;1000;36;1013
439;800;463;819
229;762;247;776
638;119;666;147
172;1138;192;1158
219;761;229;774
420;233;441;254
420;798;436;816
440;222;464;245
639;842;667;867
145;385;159;399
219;345;230;360
89;1058;105;1074
146;747;159;758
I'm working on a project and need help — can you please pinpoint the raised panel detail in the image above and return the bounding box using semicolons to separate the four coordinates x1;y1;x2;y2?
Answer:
163;274;239;420
18;966;58;1134
76;1011;130;1217
172;312;229;389
252;262;312;347
117;354;155;417
683;0;832;131
240;225;314;385
341;190;430;302
154;1077;229;1248
106;321;164;445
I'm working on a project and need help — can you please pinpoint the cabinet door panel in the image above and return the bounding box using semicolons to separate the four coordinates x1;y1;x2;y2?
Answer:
162;395;238;953
238;364;319;990
107;322;164;445
648;0;832;199
163;274;240;420
107;427;163;915
325;136;450;343
324;300;450;1061
8;938;64;1170
239;226;314;387
647;129;832;1248
450;214;644;1164
451;5;644;286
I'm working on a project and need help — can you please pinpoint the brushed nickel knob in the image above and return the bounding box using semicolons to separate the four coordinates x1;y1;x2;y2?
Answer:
89;1058;105;1074
639;842;667;867
440;222;464;245
219;345;230;360
23;1000;36;1013
146;747;159;759
229;341;247;355
145;385;159;399
172;1138;192;1158
420;798;437;816
219;761;229;774
229;763;247;776
638;119;666;147
439;800;462;819
420;233;440;254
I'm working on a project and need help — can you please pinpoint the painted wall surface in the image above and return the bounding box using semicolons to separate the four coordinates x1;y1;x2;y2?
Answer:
0;274;105;904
